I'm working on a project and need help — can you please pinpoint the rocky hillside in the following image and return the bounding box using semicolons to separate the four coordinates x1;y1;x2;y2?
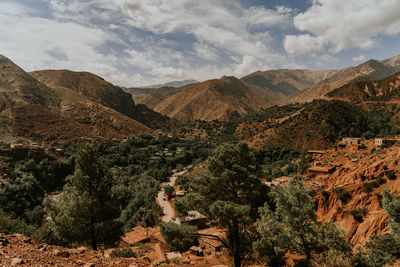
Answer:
308;142;400;245
243;100;370;150
279;55;400;105
0;55;149;143
241;69;337;102
153;76;269;122
326;72;400;104
30;70;172;129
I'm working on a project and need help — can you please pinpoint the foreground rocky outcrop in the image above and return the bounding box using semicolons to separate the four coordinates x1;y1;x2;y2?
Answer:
0;232;150;266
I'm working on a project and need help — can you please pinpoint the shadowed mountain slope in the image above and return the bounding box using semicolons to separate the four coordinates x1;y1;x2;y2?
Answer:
30;69;172;129
0;55;149;143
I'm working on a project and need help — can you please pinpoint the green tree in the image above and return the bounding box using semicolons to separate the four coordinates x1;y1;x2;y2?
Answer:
177;142;268;267
164;185;174;199
160;222;198;252
46;142;121;250
255;178;351;266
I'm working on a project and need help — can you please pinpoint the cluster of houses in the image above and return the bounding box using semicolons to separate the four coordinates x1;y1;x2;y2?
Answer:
337;137;398;149
8;141;64;158
264;136;400;189
117;222;224;264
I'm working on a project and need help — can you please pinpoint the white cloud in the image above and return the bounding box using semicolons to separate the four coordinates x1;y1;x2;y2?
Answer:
285;0;400;54
284;34;325;54
352;55;366;62
233;55;265;77
120;0;288;61
0;0;310;87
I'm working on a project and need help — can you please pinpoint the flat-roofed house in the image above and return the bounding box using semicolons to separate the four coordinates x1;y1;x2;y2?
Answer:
197;227;224;252
307;166;336;175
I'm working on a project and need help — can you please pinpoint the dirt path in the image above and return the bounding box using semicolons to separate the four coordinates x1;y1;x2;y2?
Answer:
157;170;187;223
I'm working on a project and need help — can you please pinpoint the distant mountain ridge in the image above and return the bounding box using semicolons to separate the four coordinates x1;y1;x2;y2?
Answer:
152;76;269;122
137;79;198;89
240;69;338;102
278;55;400;105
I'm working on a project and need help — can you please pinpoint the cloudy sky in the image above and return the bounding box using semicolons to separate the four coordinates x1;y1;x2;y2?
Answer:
1;0;400;87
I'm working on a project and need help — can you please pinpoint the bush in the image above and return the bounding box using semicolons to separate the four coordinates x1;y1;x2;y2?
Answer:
371;180;380;188
351;207;368;223
377;177;387;185
387;170;397;180
110;248;136;258
321;190;330;199
333;187;352;203
363;182;374;194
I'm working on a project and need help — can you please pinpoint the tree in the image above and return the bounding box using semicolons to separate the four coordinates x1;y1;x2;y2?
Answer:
255;178;350;266
177;142;268;267
164;185;174;199
160;222;198;252
46;142;121;250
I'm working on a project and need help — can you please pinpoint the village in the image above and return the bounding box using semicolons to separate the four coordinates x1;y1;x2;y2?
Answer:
106;167;228;266
103;136;399;265
263;136;400;189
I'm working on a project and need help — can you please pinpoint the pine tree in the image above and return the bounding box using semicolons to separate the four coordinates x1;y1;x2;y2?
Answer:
255;177;350;266
46;142;121;250
177;142;268;267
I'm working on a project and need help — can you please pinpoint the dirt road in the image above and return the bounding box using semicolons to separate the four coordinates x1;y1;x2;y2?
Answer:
157;170;187;222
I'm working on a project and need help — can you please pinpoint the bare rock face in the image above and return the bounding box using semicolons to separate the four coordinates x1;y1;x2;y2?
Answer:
310;142;400;245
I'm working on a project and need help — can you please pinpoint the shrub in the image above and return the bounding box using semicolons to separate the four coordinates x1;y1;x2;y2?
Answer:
333;187;352;203
363;182;373;194
360;174;367;181
383;165;388;171
377;177;387;185
321;190;330;199
371;180;380;188
387;170;397;180
110;248;136;258
350;207;368;223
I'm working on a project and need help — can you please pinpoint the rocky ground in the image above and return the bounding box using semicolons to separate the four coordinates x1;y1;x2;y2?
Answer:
0;232;152;267
0;232;234;267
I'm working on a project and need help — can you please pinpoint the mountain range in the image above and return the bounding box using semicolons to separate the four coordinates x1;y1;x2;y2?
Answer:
2;53;400;143
128;54;400;124
279;56;400;105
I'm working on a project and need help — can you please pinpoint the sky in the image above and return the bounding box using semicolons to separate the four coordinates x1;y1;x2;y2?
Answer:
1;0;400;87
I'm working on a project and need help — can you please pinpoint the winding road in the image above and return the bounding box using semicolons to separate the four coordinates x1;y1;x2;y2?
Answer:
157;170;187;223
